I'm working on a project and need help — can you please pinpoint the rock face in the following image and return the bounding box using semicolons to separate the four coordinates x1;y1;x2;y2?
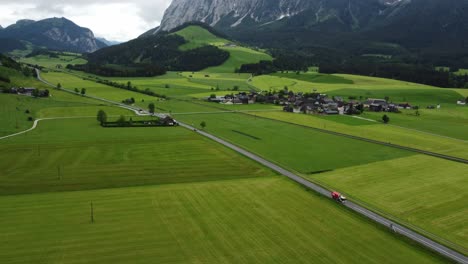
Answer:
0;17;107;53
159;0;397;31
156;0;468;55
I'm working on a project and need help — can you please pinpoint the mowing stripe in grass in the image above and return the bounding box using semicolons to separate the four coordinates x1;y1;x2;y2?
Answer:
244;112;468;164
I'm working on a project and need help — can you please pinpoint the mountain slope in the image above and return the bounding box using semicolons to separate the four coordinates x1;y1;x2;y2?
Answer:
75;25;254;76
173;25;272;72
156;0;468;66
0;17;107;53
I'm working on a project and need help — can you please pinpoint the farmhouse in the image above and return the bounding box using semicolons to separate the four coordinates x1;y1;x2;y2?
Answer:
159;116;178;126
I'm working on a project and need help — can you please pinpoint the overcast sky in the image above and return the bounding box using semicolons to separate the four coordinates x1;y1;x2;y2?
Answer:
0;0;172;42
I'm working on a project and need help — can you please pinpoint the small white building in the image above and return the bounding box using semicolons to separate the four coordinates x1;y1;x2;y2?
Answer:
457;100;466;105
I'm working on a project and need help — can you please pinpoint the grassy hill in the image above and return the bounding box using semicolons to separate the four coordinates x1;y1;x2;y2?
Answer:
174;26;272;73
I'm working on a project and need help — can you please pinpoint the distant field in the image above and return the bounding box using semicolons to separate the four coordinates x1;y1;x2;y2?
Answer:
0;177;447;263
42;71;160;104
310;155;468;251
0;93;130;136
251;111;468;159
271;72;354;84
0;118;275;195
173;112;412;173
251;73;437;94
0;67;131;136
174;26;272;73
20;54;87;68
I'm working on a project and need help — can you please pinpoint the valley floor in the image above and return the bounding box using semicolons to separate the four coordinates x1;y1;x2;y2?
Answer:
1;63;467;262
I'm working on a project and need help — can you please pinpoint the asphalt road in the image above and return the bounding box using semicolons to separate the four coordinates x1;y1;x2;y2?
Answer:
35;69;468;263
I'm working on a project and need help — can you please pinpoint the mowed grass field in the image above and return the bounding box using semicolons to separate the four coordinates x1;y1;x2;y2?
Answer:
251;72;468;140
0;118;274;195
172;112;412;173
20;53;87;68
0;66;132;136
0;178;448;263
0;110;447;262
251;111;468;159
310;155;468;251
174;26;272;73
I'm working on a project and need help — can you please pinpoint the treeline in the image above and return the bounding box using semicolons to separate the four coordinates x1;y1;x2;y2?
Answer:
71;74;168;99
80;34;230;77
238;52;310;75
68;64;167;77
320;61;468;88
0;53;36;82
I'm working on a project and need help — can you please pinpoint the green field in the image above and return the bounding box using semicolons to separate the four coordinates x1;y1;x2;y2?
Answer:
173;112;412;173
0;177;446;263
0;110;446;263
0;66;132;136
20;53;87;68
310;155;468;251
271;71;354;84
251;111;468;160
2;61;466;262
0;118;273;195
174;26;272;73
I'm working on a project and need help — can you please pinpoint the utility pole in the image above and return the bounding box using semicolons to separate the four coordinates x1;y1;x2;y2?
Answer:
90;202;94;223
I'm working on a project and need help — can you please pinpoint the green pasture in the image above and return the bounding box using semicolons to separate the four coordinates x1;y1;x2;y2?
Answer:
251;73;436;94
20;54;87;68
0;91;129;136
0;118;274;195
42;71;160;105
362;108;468;140
173;112;412;173
0;177;447;263
174;26;272;73
310;155;468;251
0;66;49;89
205;46;273;73
251;111;468;159
271;71;354;84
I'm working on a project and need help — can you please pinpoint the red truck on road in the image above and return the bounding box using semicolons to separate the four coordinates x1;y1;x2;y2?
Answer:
331;191;347;203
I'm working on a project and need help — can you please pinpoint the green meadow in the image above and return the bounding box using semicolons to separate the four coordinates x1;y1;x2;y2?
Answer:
0;177;446;264
251;111;468;159
0;111;446;263
0;118;274;195
172;112;412;173
310;155;468;251
2;52;467;262
174;26;272;73
20;53;87;68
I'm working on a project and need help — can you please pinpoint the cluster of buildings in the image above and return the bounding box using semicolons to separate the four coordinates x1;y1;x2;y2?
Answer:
2;87;49;97
207;91;413;115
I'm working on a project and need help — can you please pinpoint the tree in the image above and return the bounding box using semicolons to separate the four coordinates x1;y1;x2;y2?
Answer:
384;96;390;102
127;81;132;90
31;89;39;98
74;88;79;94
382;114;390;124
81;88;86;96
200;121;206;130
117;115;126;126
148;103;155;114
466;97;468;104
210;94;216;99
57;83;62;90
97;110;107;125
